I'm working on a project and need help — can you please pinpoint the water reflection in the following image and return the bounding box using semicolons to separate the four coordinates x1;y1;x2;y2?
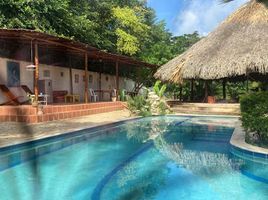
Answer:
123;117;186;143
102;117;256;200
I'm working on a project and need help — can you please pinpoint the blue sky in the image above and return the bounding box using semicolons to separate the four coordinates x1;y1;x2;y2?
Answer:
147;0;249;36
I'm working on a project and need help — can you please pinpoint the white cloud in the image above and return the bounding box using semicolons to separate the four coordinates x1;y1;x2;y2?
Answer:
173;0;249;36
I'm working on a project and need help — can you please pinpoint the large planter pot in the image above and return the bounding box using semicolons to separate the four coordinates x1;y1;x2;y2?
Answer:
207;96;216;104
31;101;38;107
111;97;117;102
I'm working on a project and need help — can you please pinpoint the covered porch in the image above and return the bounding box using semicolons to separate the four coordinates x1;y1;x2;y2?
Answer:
0;29;156;106
0;29;155;123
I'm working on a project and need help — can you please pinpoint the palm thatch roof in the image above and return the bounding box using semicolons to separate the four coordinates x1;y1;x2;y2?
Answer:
155;0;268;83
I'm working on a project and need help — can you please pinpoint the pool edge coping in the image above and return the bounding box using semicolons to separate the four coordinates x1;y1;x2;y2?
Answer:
230;121;268;156
0;116;142;150
1;114;238;149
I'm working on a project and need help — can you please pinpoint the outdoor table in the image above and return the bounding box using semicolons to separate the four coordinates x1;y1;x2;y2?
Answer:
64;94;80;103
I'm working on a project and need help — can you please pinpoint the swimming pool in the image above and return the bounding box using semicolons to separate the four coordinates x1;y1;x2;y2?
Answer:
0;116;268;200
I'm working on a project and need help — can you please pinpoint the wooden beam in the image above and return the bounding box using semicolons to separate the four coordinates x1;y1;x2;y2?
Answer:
179;85;183;101
22;34;97;54
116;61;119;99
222;80;226;100
190;79;194;101
204;81;208;103
69;66;73;95
34;41;39;101
84;53;89;103
99;63;102;91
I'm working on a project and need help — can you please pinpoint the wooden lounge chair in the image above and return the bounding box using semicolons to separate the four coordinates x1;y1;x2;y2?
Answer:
0;84;28;105
21;85;33;95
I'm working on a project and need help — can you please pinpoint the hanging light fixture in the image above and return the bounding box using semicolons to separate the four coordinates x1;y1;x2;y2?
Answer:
26;40;36;71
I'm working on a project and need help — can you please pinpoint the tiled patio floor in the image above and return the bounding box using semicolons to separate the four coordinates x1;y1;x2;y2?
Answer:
0;109;132;148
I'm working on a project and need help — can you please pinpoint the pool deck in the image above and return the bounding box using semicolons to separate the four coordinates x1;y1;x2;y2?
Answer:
1;111;267;156
231;121;268;155
0;109;132;148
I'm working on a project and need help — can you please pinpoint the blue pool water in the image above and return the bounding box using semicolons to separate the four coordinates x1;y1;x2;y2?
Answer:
0;116;268;200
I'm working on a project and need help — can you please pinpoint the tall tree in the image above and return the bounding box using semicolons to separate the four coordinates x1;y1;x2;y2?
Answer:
112;6;149;55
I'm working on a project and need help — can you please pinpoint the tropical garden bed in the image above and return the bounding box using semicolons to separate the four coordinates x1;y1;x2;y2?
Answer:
240;92;268;148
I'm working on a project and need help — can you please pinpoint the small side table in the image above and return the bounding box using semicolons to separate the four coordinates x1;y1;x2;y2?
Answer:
65;94;80;103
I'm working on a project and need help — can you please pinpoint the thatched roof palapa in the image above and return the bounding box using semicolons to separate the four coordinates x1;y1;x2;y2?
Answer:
155;0;268;83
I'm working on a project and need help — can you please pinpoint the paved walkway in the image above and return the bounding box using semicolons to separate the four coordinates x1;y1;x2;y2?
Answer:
0;109;132;148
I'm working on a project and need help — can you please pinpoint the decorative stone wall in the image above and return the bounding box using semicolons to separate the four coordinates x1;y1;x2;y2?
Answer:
147;91;171;115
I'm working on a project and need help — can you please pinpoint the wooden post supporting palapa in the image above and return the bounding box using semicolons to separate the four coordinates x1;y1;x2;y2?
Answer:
222;79;226;100
84;53;89;103
116;61;119;99
179;86;182;101
204;81;208;103
34;41;39;102
190;79;194;101
246;75;249;92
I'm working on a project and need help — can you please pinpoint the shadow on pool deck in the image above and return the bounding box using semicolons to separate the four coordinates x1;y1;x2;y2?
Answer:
0;109;131;147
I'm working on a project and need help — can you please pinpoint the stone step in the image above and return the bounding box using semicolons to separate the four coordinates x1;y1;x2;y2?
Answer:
171;103;240;115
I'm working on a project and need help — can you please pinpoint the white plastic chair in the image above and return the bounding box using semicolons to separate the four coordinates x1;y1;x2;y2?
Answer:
89;88;98;102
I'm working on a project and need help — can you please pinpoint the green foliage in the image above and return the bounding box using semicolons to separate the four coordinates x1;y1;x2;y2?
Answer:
115;28;139;55
127;80;171;116
158;101;169;115
127;95;151;117
227;82;246;101
119;89;126;101
112;6;149;55
153;81;167;98
240;92;268;146
171;31;201;55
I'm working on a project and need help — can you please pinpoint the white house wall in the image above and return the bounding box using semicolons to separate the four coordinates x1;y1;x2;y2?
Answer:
40;64;71;93
0;57;136;103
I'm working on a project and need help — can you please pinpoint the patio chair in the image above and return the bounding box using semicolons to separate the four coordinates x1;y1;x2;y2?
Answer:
0;84;28;105
89;88;98;102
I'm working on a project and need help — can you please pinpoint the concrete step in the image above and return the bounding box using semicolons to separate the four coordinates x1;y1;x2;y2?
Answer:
170;103;240;115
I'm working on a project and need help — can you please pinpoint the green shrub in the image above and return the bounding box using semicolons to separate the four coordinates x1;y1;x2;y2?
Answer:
240;92;268;146
227;83;246;101
127;95;152;117
153;81;166;98
158;101;168;115
119;89;126;101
